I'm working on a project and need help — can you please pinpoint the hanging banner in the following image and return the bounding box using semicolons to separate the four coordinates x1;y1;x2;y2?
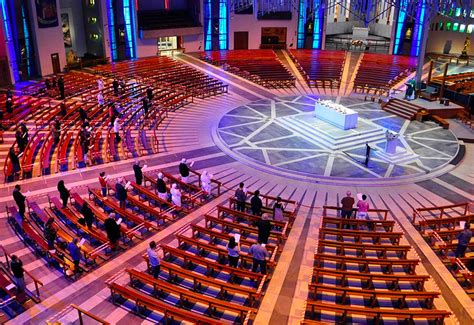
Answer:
36;0;59;28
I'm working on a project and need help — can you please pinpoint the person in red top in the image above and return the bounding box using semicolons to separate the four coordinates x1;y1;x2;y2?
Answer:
99;172;107;197
340;191;355;219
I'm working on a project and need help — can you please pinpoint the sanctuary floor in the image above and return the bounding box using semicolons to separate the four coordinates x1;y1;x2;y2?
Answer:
0;53;472;324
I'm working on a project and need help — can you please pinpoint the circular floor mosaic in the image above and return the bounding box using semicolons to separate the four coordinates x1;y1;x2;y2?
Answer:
214;95;460;184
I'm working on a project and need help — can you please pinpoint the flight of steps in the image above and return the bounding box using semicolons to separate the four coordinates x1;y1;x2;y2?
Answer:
382;98;421;120
277;113;386;151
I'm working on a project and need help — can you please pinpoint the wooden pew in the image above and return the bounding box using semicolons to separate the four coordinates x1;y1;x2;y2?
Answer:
314;253;419;274
305;300;450;324
126;268;256;321
308;283;439;309
157;244;265;283
312;267;429;291
108;282;228;324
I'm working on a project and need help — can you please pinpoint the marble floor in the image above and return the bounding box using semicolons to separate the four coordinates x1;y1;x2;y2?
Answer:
216;95;460;184
0;53;472;324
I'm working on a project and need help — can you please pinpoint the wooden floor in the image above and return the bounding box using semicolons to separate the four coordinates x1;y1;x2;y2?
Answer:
0;53;472;324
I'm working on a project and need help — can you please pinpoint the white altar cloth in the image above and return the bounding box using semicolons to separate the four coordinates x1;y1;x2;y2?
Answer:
314;102;358;130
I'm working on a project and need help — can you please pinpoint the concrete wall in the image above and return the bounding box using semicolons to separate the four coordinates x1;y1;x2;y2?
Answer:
59;0;87;56
228;12;298;50
28;0;66;76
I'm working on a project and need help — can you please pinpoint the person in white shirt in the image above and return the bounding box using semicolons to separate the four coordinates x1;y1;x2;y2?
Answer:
170;183;182;207
147;241;160;278
97;78;104;91
97;92;104;106
113;118;121;142
201;170;213;195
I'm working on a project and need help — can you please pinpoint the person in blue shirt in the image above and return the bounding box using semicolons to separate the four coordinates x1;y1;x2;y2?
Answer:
456;223;473;258
249;239;269;274
68;238;82;273
147;241;160;278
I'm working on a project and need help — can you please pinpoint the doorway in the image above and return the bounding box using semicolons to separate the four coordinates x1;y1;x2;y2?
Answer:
234;32;249;50
51;53;61;74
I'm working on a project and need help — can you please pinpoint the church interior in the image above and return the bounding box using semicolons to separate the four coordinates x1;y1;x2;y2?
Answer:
0;0;473;324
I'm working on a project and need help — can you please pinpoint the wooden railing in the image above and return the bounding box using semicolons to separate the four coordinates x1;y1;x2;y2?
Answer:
323;205;389;220
0;245;43;300
413;202;470;223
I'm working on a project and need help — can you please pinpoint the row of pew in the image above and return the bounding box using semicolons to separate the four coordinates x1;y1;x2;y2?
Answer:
289;49;346;89
106;191;298;323
92;56;229;99
412;202;473;298
3;56;228;182
303;206;452;324
353;53;417;94
200;50;295;89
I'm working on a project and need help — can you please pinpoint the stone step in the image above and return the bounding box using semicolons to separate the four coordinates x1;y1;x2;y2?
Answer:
277;115;386;151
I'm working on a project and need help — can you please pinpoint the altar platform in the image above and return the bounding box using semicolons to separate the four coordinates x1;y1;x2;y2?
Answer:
392;93;464;118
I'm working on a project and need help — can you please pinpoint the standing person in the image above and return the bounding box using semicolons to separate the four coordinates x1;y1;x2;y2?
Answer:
99;172;108;197
251;190;263;216
364;142;371;166
133;161;143;185
9;147;21;178
170;183;182;207
179;158;190;183
115;179;128;209
112;78;119;96
58;76;65;99
44;217;57;251
113;118;121;142
201;170;213;195
78;107;88;122
249;240;269;274
356;194;370;220
104;213;121;251
235;182;247;212
455;223;473;258
156;173;168;200
146;87;153;101
6;97;13;114
57;180;70;208
142;97;149;116
97;78;104;91
97;92;105;107
15;129;25;153
147;241;160;278
10;255;25;294
226;236;240;268
79;126;91;165
13;185;26;218
51;120;61;145
81;201;94;230
273;197;284;222
20;123;28;143
341;191;355;219
67;238;82;273
109;104;118;127
256;214;272;244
